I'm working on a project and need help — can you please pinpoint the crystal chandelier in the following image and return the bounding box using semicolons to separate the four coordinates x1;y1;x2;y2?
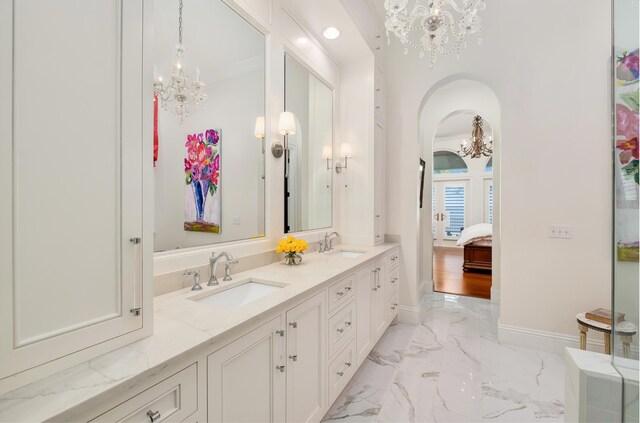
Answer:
384;0;486;68
458;115;493;158
154;0;207;122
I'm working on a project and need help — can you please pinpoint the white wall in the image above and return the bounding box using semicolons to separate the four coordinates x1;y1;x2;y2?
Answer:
384;0;612;339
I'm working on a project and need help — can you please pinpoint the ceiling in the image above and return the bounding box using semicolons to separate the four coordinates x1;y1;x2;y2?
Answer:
282;0;372;66
435;111;493;140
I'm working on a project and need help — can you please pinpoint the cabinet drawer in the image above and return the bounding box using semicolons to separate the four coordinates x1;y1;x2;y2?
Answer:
388;290;399;322
91;364;198;423
328;300;356;359
387;267;399;293
328;340;357;405
328;274;354;313
386;250;400;270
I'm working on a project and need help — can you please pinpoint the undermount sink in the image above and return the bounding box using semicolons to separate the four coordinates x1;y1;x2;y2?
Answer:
326;249;366;258
190;279;285;309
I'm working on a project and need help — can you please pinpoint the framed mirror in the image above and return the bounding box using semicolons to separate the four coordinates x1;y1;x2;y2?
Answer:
284;54;333;233
153;0;266;252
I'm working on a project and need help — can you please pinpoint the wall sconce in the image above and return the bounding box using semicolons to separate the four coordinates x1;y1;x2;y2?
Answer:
273;111;296;158
322;145;333;170
254;116;265;153
335;143;353;173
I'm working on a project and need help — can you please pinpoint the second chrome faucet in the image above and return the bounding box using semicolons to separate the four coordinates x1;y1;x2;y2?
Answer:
208;252;239;286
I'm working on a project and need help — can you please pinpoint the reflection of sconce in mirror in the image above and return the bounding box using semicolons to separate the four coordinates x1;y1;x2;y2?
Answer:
335;143;353;173
273;111;296;158
322;145;333;170
254;116;265;153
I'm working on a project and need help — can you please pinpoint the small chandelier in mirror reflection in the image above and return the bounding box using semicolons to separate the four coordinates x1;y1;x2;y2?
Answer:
154;0;207;123
458;115;493;159
384;0;485;68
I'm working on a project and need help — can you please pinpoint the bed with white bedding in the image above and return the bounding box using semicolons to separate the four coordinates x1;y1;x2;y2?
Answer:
457;223;492;272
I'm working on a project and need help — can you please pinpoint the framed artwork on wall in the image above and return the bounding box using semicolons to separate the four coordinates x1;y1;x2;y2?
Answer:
183;129;222;233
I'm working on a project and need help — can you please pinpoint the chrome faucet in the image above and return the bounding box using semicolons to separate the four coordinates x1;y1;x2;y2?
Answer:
320;232;340;253
223;258;239;281
183;269;202;291
209;252;236;286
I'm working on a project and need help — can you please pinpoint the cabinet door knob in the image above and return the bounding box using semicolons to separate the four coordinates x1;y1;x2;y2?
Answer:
337;370;344;376
147;410;161;422
276;365;285;373
337;291;344;296
344;286;352;292
337;328;344;333
275;330;285;337
289;322;297;328
289;354;298;362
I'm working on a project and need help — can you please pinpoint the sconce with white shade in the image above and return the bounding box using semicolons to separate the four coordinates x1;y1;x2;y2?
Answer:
322;145;333;170
272;111;297;158
254;116;265;153
278;112;296;136
335;142;353;173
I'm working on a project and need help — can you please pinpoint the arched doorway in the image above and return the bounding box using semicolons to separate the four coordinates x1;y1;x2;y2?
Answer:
417;78;501;303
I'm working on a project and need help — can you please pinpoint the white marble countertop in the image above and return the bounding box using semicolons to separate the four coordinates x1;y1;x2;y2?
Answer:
0;244;398;422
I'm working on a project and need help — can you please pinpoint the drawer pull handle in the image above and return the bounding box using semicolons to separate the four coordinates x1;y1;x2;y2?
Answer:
276;365;285;372
289;354;298;362
337;328;344;333
345;321;352;326
337;291;344;296
337;361;353;377
345;286;352;292
147;410;161;423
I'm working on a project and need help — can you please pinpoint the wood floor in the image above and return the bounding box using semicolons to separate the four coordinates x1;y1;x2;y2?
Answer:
433;246;492;300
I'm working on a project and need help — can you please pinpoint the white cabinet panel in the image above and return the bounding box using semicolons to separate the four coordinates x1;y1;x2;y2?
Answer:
208;316;285;423
372;258;388;343
374;121;385;244
327;340;357;405
0;0;148;383
286;292;326;423
92;364;198;423
328;300;356;360
356;265;374;366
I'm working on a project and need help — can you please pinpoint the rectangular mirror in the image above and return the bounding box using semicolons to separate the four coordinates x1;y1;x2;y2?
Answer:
284;54;333;233
153;0;265;252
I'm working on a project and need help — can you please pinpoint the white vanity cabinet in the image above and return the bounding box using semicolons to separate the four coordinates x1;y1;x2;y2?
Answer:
286;291;327;423
0;0;152;391
208;316;286;423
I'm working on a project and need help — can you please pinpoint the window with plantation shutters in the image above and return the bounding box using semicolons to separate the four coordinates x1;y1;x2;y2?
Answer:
484;179;494;224
444;185;465;237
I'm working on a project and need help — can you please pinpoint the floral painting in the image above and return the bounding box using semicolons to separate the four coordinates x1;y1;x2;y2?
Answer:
615;48;639;261
184;129;221;233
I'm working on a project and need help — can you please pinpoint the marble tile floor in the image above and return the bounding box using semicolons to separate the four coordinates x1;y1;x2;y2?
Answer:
323;293;565;423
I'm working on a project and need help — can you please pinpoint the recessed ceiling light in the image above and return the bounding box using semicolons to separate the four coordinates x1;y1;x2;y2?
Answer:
323;27;340;40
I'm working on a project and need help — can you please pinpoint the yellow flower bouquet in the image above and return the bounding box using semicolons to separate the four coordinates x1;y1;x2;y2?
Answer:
276;236;308;265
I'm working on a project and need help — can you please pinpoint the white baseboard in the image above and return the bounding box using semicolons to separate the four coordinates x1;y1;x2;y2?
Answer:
398;305;421;325
498;321;605;355
490;287;500;304
420;280;433;298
